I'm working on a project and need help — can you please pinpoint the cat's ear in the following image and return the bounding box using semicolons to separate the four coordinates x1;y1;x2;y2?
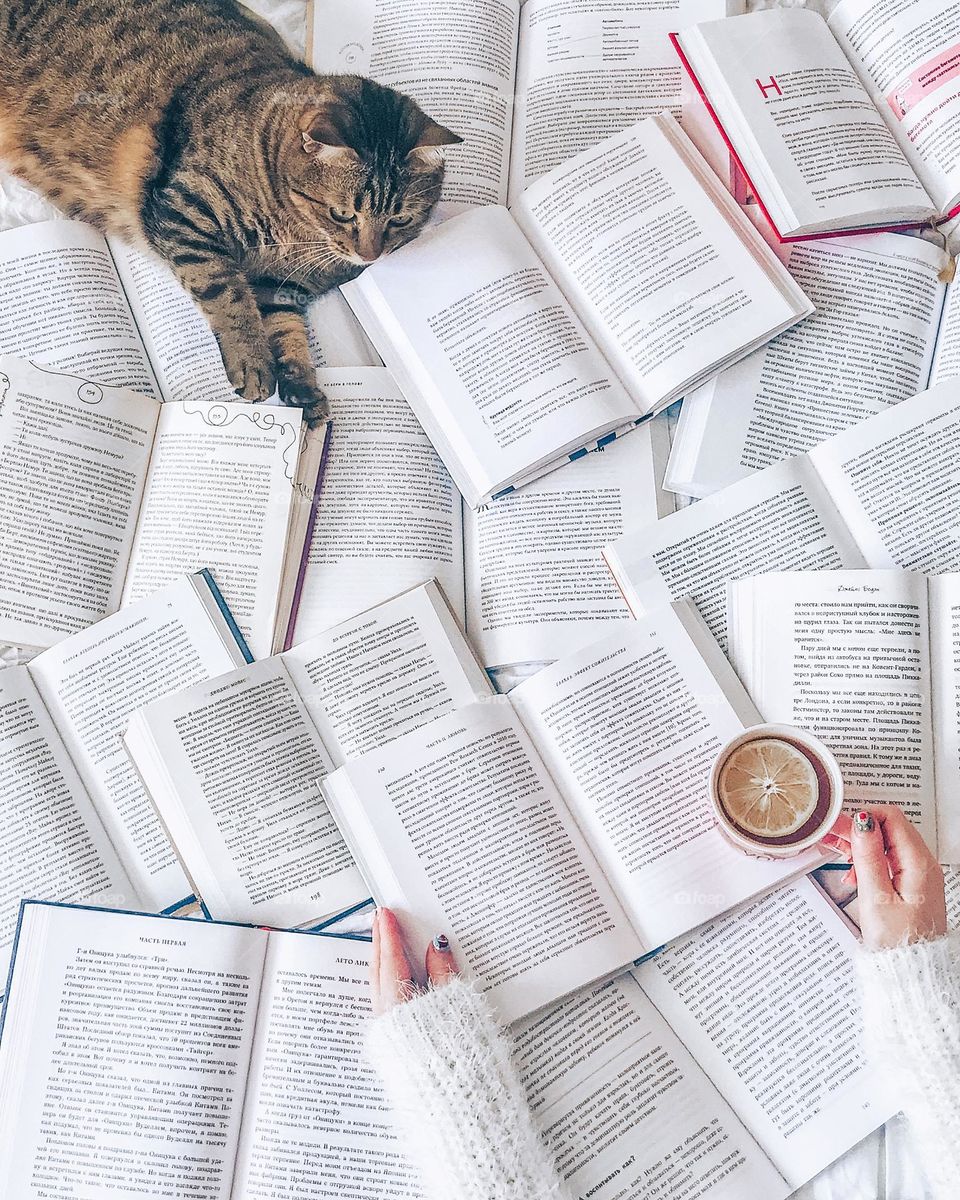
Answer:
299;107;359;164
407;119;462;165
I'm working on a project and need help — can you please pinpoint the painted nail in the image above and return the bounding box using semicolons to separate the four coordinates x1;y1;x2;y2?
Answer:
432;934;450;953
853;811;875;834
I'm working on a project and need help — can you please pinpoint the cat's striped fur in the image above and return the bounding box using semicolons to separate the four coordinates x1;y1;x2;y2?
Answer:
0;0;459;422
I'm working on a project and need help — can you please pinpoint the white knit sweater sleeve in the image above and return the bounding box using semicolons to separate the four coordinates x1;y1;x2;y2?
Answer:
858;932;960;1200
366;979;569;1200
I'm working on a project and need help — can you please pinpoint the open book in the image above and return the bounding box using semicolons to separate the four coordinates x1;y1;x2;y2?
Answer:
323;601;823;1023
672;5;960;238
666;230;960;498
124;582;491;928
0;902;424;1199
290;367;670;668
517;877;894;1199
309;0;737;208
0;218;379;406
0;573;251;986
0;354;324;658
728;569;960;864
605;380;960;652
342;115;812;506
0;883;892;1200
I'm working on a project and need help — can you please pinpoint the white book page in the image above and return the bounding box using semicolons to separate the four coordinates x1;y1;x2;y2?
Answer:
122;401;309;660
830;0;960;214
232;933;422;1199
668;233;945;498
309;0;519;210
282;580;490;763
686;10;933;234
0;669;137;986
305;289;382;367
109;240;241;403
126;657;363;928
808;383;960;573
291;368;466;641
26;576;248;911
0;356;159;648
511;606;820;947
513;116;810;414
513;976;789;1200
0;905;266;1200
635;880;895;1190
509;0;732;201
342;205;638;507
605;455;865;650
930;574;960;861
324;701;642;1023
728;570;938;848
463;425;662;668
930;278;960;385
0;220;159;396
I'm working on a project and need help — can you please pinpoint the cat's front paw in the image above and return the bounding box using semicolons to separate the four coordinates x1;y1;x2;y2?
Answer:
221;345;277;402
278;372;330;428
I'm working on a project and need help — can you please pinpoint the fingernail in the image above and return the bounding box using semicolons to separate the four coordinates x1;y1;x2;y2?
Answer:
432;934;450;952
853;811;875;834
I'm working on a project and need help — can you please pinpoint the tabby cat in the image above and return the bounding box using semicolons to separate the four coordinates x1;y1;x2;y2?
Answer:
0;0;459;422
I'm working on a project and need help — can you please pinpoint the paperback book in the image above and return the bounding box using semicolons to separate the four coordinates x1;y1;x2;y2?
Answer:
0;354;324;658
343;115;812;505
672;3;960;238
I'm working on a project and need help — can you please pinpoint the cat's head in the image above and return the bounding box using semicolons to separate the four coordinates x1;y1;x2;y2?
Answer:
278;77;460;270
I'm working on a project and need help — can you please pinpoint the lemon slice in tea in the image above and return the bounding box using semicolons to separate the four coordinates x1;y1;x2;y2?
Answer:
717;737;819;838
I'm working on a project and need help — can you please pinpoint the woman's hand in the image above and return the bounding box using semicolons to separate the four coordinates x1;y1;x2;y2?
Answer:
371;907;458;1016
823;805;947;950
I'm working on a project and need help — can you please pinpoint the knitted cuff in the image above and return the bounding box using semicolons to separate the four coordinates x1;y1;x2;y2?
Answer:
367;979;568;1200
858;932;960;1200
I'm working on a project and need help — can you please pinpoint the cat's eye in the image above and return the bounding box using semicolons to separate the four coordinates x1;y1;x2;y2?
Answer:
389;214;413;227
329;206;356;224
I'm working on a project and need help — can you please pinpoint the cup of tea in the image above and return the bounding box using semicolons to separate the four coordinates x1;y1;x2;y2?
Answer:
709;724;843;858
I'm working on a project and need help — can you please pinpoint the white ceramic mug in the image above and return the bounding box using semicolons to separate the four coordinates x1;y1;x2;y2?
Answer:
709;723;844;859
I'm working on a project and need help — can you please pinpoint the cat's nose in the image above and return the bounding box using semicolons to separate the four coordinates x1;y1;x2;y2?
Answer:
357;231;384;263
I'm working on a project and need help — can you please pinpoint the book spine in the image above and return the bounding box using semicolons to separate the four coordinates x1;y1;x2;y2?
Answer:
282;423;333;653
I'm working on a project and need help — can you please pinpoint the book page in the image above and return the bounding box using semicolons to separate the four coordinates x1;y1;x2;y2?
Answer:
930;277;960;385
126;656;363;928
687;9;933;234
0;904;266;1200
282;580;490;762
463;423;665;668
342;205;639;507
513;976;789;1200
305;288;383;367
0;220;159;396
605;456;865;650
232;933;422;1199
0;356;159;648
122;402;312;660
930;574;960;861
324;701;643;1023
511;606;820;948
109;240;241;404
513;116;810;413
668;233;945;497
635;880;895;1189
509;0;732;200
309;0;519;209
0;669;136;987
26;576;248;912
830;0;960;214
809;382;960;573
728;570;938;847
291;369;466;641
